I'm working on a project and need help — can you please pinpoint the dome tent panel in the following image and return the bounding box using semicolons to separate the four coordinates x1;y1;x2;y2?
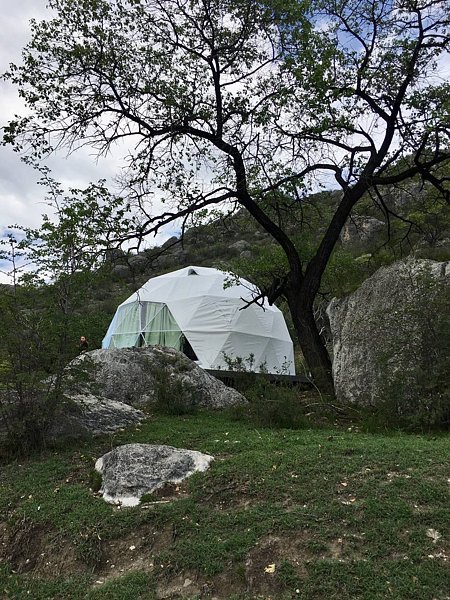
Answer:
139;270;217;303
186;331;232;370
268;311;294;342
169;296;238;331
165;296;211;330
131;278;180;304
230;300;275;337
213;332;270;372
217;331;295;374
254;337;294;375
102;266;295;375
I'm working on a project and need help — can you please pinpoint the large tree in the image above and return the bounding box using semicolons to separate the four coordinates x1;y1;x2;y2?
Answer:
3;0;450;393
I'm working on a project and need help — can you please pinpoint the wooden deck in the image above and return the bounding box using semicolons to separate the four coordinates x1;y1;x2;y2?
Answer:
205;369;312;388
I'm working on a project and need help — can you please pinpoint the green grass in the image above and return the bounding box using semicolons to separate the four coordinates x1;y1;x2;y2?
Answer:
1;412;449;599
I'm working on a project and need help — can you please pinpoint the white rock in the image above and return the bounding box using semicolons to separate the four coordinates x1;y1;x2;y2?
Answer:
95;443;214;506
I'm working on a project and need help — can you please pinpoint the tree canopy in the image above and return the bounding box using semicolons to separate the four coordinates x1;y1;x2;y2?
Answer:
3;0;450;392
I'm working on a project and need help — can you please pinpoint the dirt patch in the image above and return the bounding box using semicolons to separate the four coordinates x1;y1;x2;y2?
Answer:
328;538;344;559
155;568;245;600
245;532;313;596
95;521;246;598
155;572;202;599
95;523;175;585
96;530;320;598
1;518;364;599
0;517;85;577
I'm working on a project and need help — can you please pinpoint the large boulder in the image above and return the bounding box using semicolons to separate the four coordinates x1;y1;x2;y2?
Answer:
161;235;179;249
51;393;145;437
70;346;247;409
0;389;145;442
230;239;251;252
95;443;213;506
327;259;449;410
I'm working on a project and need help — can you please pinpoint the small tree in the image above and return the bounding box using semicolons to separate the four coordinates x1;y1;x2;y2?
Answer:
0;172;132;452
3;0;450;393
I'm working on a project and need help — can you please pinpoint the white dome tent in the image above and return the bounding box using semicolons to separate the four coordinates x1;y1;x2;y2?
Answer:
102;266;295;375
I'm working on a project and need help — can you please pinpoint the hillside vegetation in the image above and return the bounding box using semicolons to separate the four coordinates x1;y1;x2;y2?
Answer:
1;412;449;600
0;185;449;599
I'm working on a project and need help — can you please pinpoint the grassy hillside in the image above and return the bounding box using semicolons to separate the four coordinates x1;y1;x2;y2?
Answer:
1;184;449;598
111;184;450;289
1;410;449;600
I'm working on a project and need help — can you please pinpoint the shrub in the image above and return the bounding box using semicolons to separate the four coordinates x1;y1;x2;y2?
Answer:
228;380;315;430
152;366;200;416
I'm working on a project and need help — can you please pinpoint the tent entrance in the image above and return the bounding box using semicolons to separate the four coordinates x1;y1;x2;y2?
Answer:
106;301;197;359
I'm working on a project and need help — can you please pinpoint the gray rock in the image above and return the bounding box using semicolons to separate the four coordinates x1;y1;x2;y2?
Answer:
95;443;213;506
104;248;126;263
127;253;149;272
111;264;132;280
230;240;251;252
382;180;425;211
0;389;144;441
70;346;247;409
52;393;144;437
340;215;385;247
155;252;188;268
161;236;179;249
327;259;450;408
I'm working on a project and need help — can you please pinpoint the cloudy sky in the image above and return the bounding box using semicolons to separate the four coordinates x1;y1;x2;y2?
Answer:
1;2;448;282
0;0;175;283
1;0;48;239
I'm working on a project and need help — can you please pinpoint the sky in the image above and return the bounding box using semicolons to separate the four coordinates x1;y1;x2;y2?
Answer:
1;1;448;282
0;0;175;283
1;0;48;240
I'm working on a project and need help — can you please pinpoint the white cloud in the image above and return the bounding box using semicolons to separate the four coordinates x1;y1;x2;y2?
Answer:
0;0;176;284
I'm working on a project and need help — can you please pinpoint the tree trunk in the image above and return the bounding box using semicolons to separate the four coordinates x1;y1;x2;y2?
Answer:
289;296;334;396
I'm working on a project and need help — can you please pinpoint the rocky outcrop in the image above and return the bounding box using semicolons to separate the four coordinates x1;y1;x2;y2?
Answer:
327;259;449;408
51;393;144;437
161;235;179;249
95;443;213;506
0;388;145;442
70;346;247;409
230;240;251;252
340;215;385;248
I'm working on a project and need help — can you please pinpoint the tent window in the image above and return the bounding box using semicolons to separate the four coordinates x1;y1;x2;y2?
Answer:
105;301;183;351
188;268;198;275
108;303;142;348
111;333;140;348
106;301;199;360
142;303;183;350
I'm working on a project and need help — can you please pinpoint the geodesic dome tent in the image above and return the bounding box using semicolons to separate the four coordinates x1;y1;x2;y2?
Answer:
102;266;295;375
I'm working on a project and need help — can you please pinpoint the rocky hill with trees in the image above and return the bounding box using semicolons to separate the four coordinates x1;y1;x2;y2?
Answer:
1;0;449;451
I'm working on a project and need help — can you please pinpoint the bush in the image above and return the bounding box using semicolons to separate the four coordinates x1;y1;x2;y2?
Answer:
228;380;316;430
0;386;62;456
152;366;200;416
